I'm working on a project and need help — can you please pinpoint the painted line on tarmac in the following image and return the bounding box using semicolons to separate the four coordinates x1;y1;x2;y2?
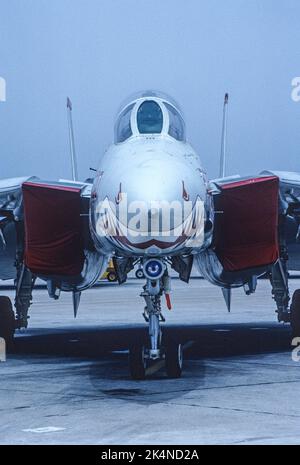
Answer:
251;327;269;331
22;427;66;434
213;329;231;332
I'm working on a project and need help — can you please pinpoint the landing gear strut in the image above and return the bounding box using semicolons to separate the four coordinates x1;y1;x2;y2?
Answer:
129;259;183;379
269;214;291;323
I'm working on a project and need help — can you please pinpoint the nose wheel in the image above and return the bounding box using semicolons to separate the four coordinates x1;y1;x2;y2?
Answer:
165;341;183;378
129;343;147;380
129;339;183;380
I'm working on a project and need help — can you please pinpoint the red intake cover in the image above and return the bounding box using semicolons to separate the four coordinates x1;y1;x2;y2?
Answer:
22;182;85;276
213;176;279;272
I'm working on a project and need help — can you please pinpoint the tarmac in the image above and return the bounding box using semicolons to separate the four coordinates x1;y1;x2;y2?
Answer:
0;275;300;445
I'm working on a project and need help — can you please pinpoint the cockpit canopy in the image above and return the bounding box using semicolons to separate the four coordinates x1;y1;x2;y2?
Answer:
114;91;186;143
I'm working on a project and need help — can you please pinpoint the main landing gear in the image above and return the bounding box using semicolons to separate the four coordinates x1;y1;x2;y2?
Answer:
0;296;15;350
268;216;300;339
129;259;183;380
269;262;300;341
268;248;300;339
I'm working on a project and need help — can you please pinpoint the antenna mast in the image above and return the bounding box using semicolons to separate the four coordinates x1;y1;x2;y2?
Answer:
66;97;78;181
219;93;229;178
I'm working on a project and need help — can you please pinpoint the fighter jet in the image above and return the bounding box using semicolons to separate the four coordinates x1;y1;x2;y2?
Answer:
0;90;300;379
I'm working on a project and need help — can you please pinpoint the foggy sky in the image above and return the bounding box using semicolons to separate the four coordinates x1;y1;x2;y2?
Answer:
0;0;300;181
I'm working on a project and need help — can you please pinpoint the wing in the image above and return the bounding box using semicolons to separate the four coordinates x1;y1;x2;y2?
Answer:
260;170;300;207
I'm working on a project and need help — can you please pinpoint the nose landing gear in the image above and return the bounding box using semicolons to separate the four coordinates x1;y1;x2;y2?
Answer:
128;260;183;380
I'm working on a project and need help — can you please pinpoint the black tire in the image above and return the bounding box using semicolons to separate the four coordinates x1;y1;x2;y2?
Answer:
107;272;117;282
129;344;146;380
165;341;183;378
0;296;15;350
290;289;300;339
135;269;145;279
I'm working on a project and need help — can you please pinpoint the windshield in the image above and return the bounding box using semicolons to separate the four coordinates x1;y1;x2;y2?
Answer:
137;100;163;134
164;102;185;141
114;103;134;143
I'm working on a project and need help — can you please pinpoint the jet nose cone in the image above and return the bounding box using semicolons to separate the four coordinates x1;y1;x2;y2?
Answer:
114;156;205;238
124;155;200;204
93;149;207;254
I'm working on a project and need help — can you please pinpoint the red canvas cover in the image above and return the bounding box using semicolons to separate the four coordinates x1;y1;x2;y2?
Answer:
213;176;279;272
22;182;85;276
